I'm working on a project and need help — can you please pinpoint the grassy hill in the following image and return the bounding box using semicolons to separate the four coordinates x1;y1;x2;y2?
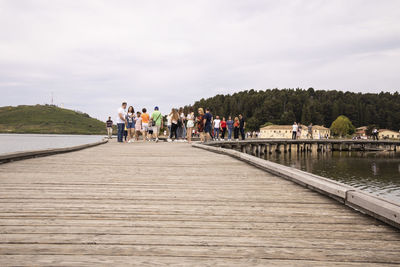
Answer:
0;105;109;135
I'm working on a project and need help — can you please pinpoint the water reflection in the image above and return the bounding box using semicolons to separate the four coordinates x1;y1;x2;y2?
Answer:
264;150;400;202
371;162;378;176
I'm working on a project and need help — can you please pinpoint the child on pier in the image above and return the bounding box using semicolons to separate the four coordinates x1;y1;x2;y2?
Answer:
135;112;142;141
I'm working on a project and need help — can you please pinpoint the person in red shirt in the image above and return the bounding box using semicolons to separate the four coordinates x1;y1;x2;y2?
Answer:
220;117;227;140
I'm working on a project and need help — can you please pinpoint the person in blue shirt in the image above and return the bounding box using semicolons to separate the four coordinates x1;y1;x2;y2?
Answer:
203;108;213;142
226;116;234;141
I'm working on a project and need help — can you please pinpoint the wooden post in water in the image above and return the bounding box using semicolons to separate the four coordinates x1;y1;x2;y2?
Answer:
278;143;283;153
260;144;265;155
252;144;257;156
246;144;251;154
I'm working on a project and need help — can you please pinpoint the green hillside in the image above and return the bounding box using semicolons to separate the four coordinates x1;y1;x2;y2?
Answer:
0;105;108;135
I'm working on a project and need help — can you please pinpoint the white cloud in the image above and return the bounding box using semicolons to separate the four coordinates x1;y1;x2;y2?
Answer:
0;0;399;120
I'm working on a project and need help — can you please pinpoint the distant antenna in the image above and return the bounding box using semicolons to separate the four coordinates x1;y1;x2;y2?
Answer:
51;92;54;105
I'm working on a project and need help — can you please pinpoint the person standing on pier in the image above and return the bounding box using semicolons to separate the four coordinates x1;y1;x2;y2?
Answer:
177;107;186;141
220;117;227;140
239;114;246;140
234;117;240;140
213;115;221;140
168;109;179;142
372;128;379;140
292;122;298;140
116;102;127;143
135;111;142;141
106;116;113;139
297;124;302;139
126;106;135;143
226;116;234;141
151;106;162;143
307;123;313;139
186;109;195;144
166;111;172;137
203;108;213;142
196;108;205;142
141;108;150;141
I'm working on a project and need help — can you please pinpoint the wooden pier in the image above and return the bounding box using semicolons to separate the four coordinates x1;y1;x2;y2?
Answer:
0;140;400;266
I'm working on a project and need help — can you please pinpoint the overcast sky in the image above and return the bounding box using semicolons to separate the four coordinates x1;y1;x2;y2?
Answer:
1;0;400;120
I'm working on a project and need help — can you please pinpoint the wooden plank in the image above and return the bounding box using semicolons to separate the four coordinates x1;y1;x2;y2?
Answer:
1;226;399;240
2;233;400;250
1;244;400;263
0;219;393;232
0;255;390;267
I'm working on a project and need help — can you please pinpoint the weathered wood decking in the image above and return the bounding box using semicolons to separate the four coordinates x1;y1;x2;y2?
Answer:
0;140;400;266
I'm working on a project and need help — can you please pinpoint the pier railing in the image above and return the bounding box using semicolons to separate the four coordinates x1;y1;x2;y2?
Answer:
205;139;400;154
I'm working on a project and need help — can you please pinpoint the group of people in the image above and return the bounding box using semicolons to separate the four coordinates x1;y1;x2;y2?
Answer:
192;108;246;142
110;102;163;143
107;103;248;143
166;107;247;143
291;122;318;140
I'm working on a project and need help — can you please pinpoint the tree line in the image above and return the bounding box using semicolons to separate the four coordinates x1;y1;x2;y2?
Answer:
184;88;400;132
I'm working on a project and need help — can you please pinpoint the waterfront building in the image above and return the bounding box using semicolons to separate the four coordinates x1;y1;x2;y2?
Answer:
355;126;368;138
378;129;400;140
259;124;330;139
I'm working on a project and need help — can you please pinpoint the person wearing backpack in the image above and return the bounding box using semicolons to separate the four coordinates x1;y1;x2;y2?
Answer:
150;106;163;143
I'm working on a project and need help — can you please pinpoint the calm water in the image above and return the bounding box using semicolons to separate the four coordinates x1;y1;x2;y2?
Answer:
0;134;104;155
265;151;400;203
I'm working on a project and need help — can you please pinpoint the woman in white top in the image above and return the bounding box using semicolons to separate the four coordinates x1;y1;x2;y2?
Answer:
186;110;195;144
167;113;172;137
213;115;221;140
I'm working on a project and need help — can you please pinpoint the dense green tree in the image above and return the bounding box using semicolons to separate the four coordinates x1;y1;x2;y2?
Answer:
330;115;356;137
188;88;400;132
